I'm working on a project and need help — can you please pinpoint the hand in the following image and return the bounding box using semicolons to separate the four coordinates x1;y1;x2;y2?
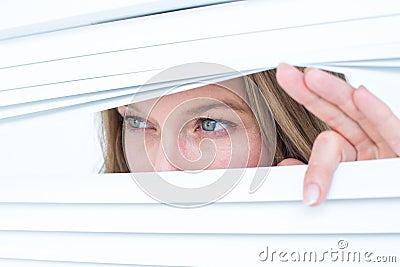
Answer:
275;63;400;206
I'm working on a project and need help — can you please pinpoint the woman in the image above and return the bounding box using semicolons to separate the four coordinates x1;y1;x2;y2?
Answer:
101;63;400;206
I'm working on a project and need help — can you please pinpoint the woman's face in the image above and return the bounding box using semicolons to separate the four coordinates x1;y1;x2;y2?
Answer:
118;78;267;172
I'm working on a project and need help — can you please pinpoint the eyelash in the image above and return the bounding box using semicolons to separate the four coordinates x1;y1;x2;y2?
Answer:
195;117;236;134
195;117;237;138
125;116;154;131
125;115;237;136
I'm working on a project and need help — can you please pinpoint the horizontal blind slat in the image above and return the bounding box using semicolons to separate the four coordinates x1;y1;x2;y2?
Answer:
0;232;398;266
1;0;399;68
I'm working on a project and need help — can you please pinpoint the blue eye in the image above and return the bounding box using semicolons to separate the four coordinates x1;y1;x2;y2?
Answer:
201;119;224;131
127;116;148;129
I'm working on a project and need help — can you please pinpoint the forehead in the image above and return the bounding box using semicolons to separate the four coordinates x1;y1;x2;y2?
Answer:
129;77;248;112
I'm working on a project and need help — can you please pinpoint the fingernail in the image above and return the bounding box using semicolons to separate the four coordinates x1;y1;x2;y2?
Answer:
303;183;320;206
278;62;289;69
358;85;369;92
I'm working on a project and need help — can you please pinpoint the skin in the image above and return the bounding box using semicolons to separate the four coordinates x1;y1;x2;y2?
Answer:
118;78;268;173
118;63;400;206
276;63;400;206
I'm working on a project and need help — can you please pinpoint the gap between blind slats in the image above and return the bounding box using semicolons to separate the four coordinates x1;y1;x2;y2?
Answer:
1;2;399;266
0;43;399;121
1;62;400;123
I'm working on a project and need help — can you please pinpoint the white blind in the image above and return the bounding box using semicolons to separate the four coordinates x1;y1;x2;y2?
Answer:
0;0;400;266
1;0;400;120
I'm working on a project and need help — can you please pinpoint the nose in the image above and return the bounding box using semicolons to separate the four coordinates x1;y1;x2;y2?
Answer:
152;142;180;172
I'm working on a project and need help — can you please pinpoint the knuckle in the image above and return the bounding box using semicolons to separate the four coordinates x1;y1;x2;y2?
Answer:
315;130;342;145
324;113;345;128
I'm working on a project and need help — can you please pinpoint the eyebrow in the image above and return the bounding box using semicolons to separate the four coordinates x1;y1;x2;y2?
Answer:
187;100;248;116
124;104;144;114
125;98;249;116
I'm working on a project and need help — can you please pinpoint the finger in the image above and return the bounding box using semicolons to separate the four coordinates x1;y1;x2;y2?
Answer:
276;63;377;160
303;131;356;206
304;68;396;158
277;158;305;166
354;86;400;156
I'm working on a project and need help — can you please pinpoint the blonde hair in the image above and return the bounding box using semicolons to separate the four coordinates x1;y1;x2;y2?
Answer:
100;67;344;173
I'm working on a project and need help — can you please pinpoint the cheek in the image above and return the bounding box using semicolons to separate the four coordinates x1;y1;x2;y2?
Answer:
219;129;263;169
245;132;263;167
178;135;233;169
208;141;234;169
124;128;264;172
124;132;158;172
178;129;263;170
177;135;202;162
